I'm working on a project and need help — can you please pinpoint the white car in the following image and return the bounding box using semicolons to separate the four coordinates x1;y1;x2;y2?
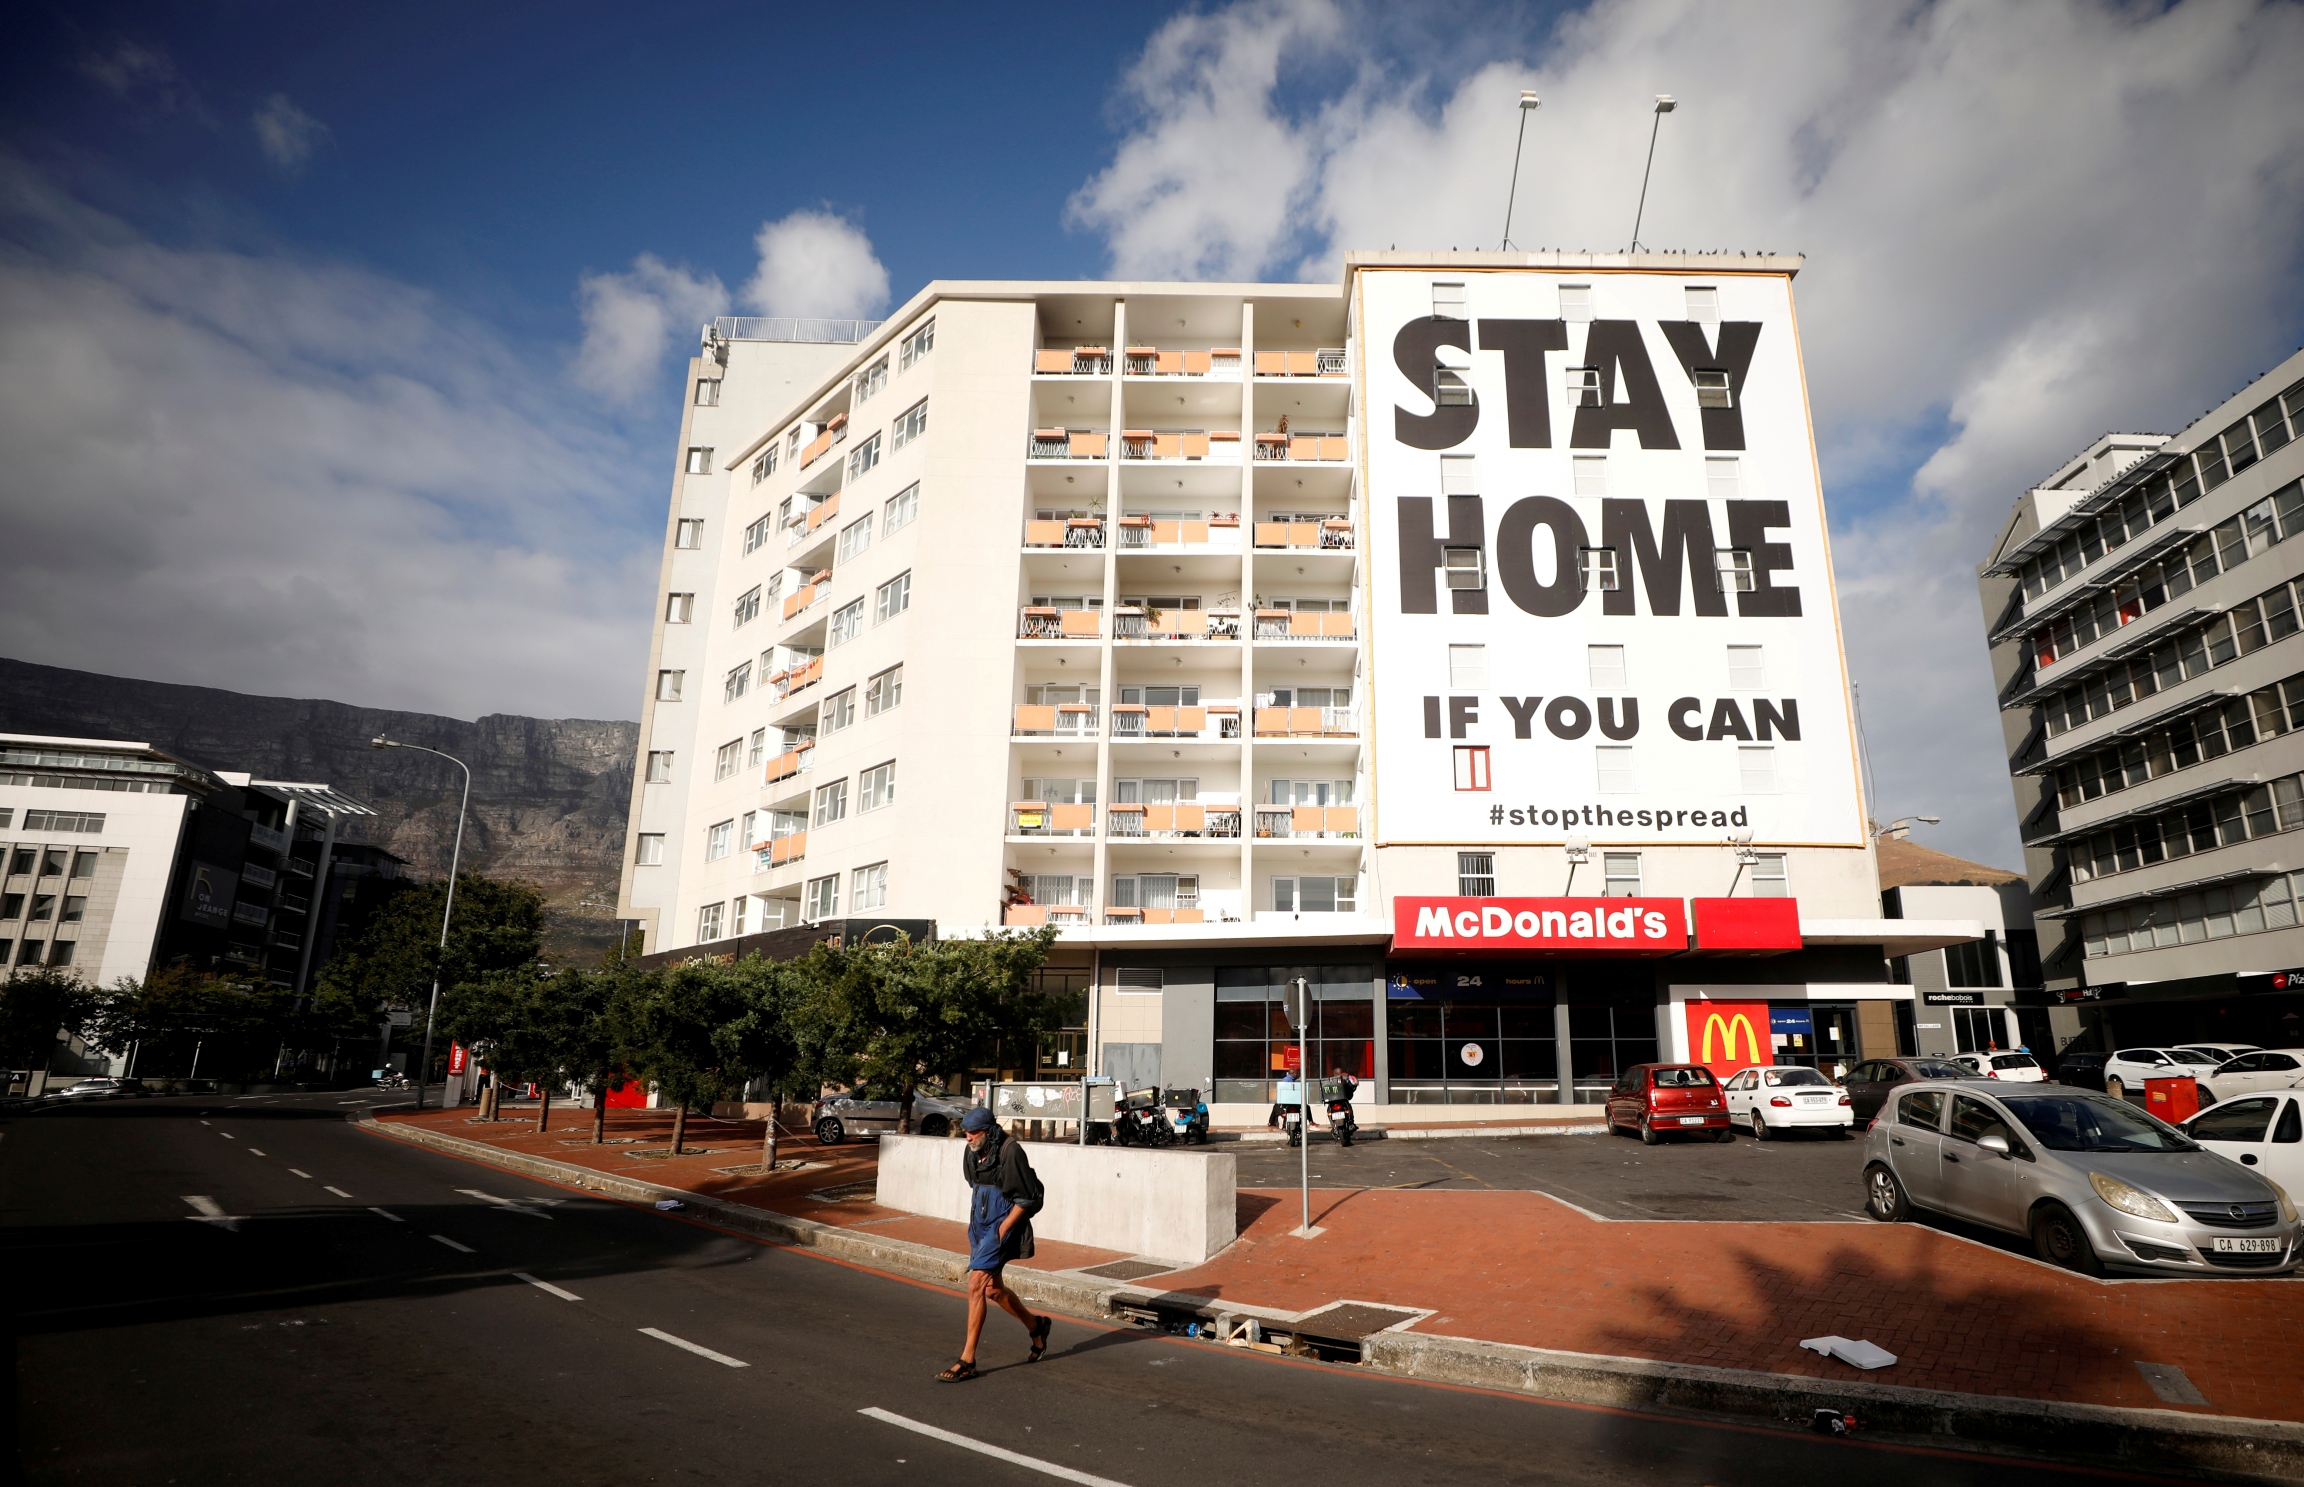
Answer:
2184;1091;2304;1196
2201;1049;2304;1102
2177;1043;2261;1066
2103;1047;2221;1099
1946;1051;2050;1083
1721;1065;1853;1139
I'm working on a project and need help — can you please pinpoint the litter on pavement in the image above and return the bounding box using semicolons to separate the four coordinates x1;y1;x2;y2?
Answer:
1799;1335;1897;1370
653;1199;686;1211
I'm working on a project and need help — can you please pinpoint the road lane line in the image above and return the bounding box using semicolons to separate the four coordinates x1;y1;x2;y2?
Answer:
199;1120;211;1126
181;1197;242;1232
638;1328;748;1368
326;1186;353;1198
368;1207;402;1221
248;1148;265;1156
218;1132;234;1139
455;1188;553;1219
288;1169;311;1178
514;1272;582;1301
858;1408;1129;1486
430;1234;475;1253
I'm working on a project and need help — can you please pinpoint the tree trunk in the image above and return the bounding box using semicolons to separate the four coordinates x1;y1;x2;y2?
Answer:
761;1094;780;1172
536;1083;552;1134
592;1083;607;1144
898;1080;915;1136
670;1101;688;1156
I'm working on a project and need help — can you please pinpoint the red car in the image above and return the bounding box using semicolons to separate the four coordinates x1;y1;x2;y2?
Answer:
1605;1063;1732;1144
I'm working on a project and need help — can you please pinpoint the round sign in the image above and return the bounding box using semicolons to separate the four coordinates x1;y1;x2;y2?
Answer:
1459;1042;1485;1068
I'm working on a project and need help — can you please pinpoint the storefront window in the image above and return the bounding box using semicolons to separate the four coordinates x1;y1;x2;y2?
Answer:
1769;1002;1857;1077
1387;970;1558;1104
1568;1002;1656;1100
1212;965;1375;1103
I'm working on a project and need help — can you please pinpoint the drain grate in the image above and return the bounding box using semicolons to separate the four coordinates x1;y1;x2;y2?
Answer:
1293;1303;1422;1339
1080;1258;1177;1282
808;1181;879;1203
623;1148;719;1160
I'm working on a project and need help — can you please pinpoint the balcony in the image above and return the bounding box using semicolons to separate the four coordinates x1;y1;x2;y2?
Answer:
1254;349;1348;377
1122;346;1241;377
764;741;816;784
1112;606;1224;642
756;832;806;868
1033;347;1113;376
1255;805;1361;839
1110;704;1239;741
1254;706;1359;738
1024;517;1106;548
1019;607;1103;640
1254;609;1357;642
1102;907;1206;926
1116;515;1240;549
1253;433;1349;462
1255;518;1354;549
1012;801;1095;837
1029;428;1109;460
1003;903;1094;927
771;657;824;700
782;571;831;621
800;414;849;469
247;822;288;854
1118;430;1241;462
1012;704;1100;738
803;492;841;534
1106;804;1243;840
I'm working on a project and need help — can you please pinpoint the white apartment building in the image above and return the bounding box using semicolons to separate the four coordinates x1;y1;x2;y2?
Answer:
617;253;1981;1115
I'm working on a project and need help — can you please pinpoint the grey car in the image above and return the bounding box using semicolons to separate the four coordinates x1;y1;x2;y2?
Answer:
813;1083;971;1144
1862;1081;2300;1276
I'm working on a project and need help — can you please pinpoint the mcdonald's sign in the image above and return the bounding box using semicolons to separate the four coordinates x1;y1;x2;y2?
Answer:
1684;1000;1768;1077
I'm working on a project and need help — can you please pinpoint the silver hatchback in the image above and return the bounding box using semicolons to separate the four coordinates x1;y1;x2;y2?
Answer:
1862;1081;2300;1275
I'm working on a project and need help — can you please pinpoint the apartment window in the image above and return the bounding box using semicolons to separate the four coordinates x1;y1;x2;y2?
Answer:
1602;853;1641;896
850;861;889;911
61;896;86;923
676;518;704;549
1572;456;1607;497
696;378;721;406
1439;454;1478;496
812;778;849;827
686;447;712;475
663;592;693;626
866;665;903;716
1740;746;1777;793
29;895;54;921
884;482;919;534
1431;281;1467;319
1578;547;1619;592
0;894;19;919
1717;548;1755;592
748;728;767;767
732;585;761;627
714;739;742;780
1685;286;1719;321
822;687;856;734
1559;284;1592;321
804;874;839;921
1458;852;1496;896
47;942;74;968
71;851;97;878
1448;644;1486;688
636;833;665;865
1274;875;1357;913
646;750;674;784
656;670;685;702
1596;746;1636;794
706;820;734;860
847;432;882;480
697;902;724;941
788;427;801;460
1705;458;1741;499
1727;644;1766;690
15;941;41;966
892;398;929;450
1566;366;1602;407
1752;853;1788;897
899;317;935;370
1443;547;1485;591
743;515;771;553
1454;744;1492;791
859;760;897;812
1693;369;1733;408
876;571;912;622
854;355;888;402
1435;370;1473;407
837;515;872;563
1588;645;1627;689
751;446;777;484
724;662;751;702
830;598;865;647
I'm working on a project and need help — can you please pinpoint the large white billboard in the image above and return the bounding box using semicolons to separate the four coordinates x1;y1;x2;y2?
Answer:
1359;266;1864;847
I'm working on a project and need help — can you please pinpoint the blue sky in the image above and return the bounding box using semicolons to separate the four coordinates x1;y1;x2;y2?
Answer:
3;0;2303;869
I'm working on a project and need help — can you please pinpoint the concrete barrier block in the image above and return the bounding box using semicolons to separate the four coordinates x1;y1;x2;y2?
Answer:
877;1135;1236;1263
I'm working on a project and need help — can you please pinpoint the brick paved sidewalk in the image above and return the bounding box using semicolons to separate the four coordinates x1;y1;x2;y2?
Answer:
381;1106;2304;1423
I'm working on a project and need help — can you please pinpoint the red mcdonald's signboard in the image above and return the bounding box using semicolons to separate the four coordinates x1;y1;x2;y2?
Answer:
1684;1000;1768;1078
1392;897;1688;956
447;1042;468;1076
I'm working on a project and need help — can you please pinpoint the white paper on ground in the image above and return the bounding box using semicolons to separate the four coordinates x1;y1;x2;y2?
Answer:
1799;1335;1898;1370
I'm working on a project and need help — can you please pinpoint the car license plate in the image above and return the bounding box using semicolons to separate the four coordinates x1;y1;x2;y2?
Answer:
1677;1116;1708;1125
1799;1095;1829;1103
2212;1237;2280;1253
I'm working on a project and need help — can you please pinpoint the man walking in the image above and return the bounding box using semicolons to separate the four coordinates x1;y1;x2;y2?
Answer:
937;1106;1052;1381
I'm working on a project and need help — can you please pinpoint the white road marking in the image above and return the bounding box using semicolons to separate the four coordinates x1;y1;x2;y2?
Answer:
182;1196;242;1232
455;1187;553;1219
638;1328;748;1368
288;1169;311;1179
326;1186;353;1198
248;1148;265;1156
218;1132;234;1139
429;1234;475;1253
199;1120;211;1126
368;1207;402;1221
515;1272;582;1301
859;1408;1130;1486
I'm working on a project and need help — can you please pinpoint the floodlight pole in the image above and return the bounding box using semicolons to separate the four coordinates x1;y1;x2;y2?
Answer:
1294;977;1311;1235
373;736;471;1112
1500;91;1540;250
1628;94;1676;252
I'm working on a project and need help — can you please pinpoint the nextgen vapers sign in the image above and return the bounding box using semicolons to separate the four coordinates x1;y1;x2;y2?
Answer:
1360;267;1864;846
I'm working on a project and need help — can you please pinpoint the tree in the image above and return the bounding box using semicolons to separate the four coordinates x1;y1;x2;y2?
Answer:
0;966;98;1077
609;961;755;1156
715;954;811;1170
315;873;546;1079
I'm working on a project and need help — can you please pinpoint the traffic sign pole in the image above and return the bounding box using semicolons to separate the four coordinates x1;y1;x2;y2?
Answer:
1290;977;1311;1235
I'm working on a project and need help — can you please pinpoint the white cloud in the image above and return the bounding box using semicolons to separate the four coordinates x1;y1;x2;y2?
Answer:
0;159;656;722
570;253;725;404
741;208;889;320
252;94;330;172
1072;0;2304;867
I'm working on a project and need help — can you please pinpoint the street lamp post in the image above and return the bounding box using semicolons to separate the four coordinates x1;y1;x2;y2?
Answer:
1500;90;1540;250
372;736;471;1112
1628;94;1676;252
1877;814;1943;842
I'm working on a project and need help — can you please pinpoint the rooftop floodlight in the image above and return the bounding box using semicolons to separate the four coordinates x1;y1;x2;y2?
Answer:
1500;90;1541;250
1629;94;1678;252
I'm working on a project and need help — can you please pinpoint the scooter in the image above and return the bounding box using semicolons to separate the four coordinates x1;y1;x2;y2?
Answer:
1325;1094;1357;1147
1113;1088;1169;1147
1280;1105;1305;1148
1164;1088;1210;1145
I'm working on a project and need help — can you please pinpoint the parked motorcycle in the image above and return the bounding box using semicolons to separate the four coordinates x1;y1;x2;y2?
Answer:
1164;1088;1211;1145
1325;1094;1357;1147
1113;1087;1170;1147
1281;1105;1305;1148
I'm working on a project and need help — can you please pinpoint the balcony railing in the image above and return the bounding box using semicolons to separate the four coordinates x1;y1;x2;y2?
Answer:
1023;517;1106;548
1254;706;1359;738
1254;349;1348;377
1121;347;1241;376
1109;704;1239;741
772;657;824;700
1033;347;1112;375
1029;428;1108;459
800;414;849;469
1254;518;1354;548
1254;609;1357;641
1255;805;1361;839
1253;433;1349;461
782;571;831;620
1019;607;1103;640
1117;515;1240;549
248;822;288;854
764;741;816;785
1118;429;1241;462
1105;803;1240;839
756;832;807;867
804;493;841;533
1012;801;1096;837
1003;903;1093;926
1012;704;1100;738
1102;907;1205;926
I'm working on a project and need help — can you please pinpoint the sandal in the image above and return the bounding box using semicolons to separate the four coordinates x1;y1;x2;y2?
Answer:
1027;1314;1052;1362
936;1358;977;1383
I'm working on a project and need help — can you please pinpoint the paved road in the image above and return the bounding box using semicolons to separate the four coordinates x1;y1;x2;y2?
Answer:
2;1092;2175;1486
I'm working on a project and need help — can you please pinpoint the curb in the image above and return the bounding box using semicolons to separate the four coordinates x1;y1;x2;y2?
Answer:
358;1110;2304;1482
1215;1122;1608;1144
